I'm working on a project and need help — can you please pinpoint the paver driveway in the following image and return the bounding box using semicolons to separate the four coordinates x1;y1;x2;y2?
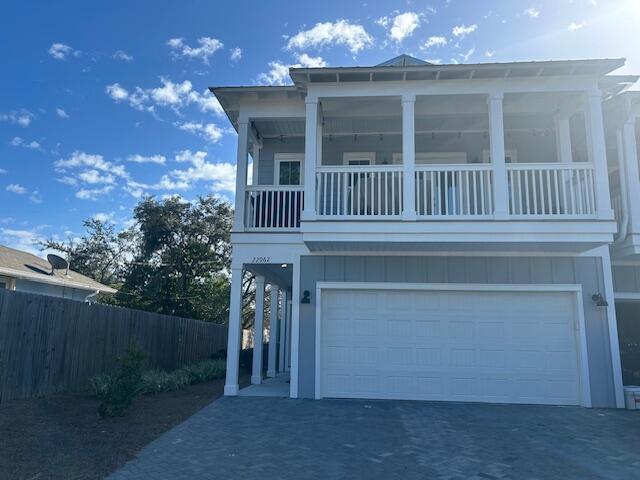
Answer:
109;397;640;480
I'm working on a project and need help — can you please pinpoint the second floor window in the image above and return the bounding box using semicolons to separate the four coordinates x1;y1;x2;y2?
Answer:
277;160;301;185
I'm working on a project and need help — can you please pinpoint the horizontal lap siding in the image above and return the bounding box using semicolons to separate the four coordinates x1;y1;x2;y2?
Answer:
299;255;615;407
0;290;227;401
612;265;640;293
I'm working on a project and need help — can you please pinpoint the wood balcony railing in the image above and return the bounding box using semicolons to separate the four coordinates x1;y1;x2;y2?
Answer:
244;186;303;230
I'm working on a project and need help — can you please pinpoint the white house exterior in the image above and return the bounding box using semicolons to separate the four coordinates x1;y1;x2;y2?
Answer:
212;55;638;408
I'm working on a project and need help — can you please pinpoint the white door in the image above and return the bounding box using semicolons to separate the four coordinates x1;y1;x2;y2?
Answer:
320;288;583;405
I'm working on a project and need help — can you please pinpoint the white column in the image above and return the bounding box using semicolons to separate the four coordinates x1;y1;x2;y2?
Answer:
585;90;614;218
402;94;417;220
233;119;249;231
289;260;300;397
302;97;319;221
251;275;265;385
285;298;291;373
488;92;508;219
267;285;279;377
555;114;573;163
251;143;260;186
623;117;640;233
224;265;244;396
278;289;287;372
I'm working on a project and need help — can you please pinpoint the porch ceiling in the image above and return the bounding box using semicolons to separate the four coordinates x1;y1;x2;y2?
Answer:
245;263;293;290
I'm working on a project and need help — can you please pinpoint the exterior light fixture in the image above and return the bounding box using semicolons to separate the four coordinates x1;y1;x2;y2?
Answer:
281;263;288;268
591;293;609;307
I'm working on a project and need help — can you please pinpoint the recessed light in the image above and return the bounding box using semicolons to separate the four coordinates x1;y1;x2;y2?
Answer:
281;263;288;268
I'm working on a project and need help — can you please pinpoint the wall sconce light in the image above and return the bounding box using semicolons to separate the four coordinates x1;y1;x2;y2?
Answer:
591;293;608;307
301;290;311;304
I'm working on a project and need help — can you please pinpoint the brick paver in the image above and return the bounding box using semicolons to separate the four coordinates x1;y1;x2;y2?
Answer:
109;397;640;479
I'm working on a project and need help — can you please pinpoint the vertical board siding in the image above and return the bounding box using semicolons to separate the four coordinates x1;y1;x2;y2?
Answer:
299;254;615;407
0;290;227;402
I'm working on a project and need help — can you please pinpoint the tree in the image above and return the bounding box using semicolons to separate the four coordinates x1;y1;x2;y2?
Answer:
116;195;233;323
42;218;131;286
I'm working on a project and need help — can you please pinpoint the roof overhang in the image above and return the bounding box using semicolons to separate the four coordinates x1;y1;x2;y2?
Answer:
290;58;626;89
0;266;117;294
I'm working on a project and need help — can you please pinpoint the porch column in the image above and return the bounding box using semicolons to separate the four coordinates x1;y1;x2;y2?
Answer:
289;260;300;397
233;118;249;231
554;113;573;163
251;143;260;185
402;94;417;220
623;116;640;233
278;289;287;372
224;265;244;396
488;92;509;219
267;285;279;378
585;90;614;218
251;275;265;385
285;295;292;373
302;97;319;221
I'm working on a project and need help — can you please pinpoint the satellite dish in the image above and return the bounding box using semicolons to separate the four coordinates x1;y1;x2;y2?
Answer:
47;254;69;275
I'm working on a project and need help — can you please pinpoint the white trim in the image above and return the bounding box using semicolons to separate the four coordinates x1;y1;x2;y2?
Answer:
0;275;16;290
392;152;469;165
482;149;518;163
274;153;304;186
314;282;592;407
614;292;640;301
342;152;375;165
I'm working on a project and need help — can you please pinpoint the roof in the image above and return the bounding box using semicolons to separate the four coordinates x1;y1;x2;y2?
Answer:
376;54;432;67
0;245;117;294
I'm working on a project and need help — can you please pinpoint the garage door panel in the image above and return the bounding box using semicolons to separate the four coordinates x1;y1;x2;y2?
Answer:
321;288;583;406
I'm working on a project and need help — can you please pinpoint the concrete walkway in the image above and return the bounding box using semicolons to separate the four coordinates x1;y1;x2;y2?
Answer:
109;397;640;480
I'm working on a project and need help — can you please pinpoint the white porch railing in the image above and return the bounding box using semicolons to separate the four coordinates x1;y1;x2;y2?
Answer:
244;186;303;230
415;164;494;217
316;165;403;217
506;163;596;218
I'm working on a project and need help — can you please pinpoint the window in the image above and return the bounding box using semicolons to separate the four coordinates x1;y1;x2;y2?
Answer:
274;154;303;185
343;152;375;166
0;276;15;290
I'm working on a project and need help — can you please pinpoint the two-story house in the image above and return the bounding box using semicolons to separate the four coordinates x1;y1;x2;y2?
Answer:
212;55;632;409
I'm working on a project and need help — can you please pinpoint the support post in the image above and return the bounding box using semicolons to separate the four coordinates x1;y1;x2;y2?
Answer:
224;265;244;396
278;289;287;373
251;275;265;385
302;97;319;221
622;116;640;233
233;119;249;231
488;92;508;219
289;260;300;397
555;114;573;163
285;295;292;373
585;90;614;218
251;143;260;186
267;285;279;378
402;94;417;220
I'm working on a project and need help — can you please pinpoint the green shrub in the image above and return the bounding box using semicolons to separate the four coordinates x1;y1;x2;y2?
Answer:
97;341;147;417
89;373;112;398
183;359;226;383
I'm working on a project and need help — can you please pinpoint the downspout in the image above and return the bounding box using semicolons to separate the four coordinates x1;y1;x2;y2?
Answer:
614;127;630;244
85;290;99;303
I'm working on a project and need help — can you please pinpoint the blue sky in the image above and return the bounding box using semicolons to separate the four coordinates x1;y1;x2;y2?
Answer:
1;0;638;254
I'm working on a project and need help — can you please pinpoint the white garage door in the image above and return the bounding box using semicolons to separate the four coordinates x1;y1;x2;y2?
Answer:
320;287;583;405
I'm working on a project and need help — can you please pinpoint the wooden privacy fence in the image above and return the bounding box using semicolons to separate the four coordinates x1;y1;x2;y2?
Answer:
0;289;228;402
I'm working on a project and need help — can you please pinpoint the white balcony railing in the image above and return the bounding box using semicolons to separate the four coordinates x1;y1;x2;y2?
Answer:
415;164;494;217
244;186;303;230
316;165;403;218
506;163;596;218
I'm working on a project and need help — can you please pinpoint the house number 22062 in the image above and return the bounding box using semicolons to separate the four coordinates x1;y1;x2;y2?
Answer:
252;256;271;263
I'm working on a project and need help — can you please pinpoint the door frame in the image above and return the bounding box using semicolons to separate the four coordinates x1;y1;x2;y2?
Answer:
314;282;591;406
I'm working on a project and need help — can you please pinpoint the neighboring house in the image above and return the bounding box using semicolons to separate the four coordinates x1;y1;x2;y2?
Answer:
0;245;116;301
605;90;640;386
212;54;638;409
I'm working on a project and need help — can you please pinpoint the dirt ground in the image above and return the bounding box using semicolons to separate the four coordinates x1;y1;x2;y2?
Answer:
0;375;250;480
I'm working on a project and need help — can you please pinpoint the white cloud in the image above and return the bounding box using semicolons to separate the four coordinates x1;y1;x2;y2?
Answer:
177;122;226;143
56;108;69;119
78;169;116;185
113;50;133;61
0;169;6;175
55;151;129;182
377;12;422;43
485;50;496;58
29;191;42;204
127;154;166;165
459;47;476;62
167;37;223;64
0;228;45;255
230;47;242;62
452;24;477;39
76;186;114;201
257;54;327;85
568;22;586;32
286;20;373;54
92;212;115;223
424;58;442;64
48;43;80;60
420;36;447;50
106;78;224;116
1;109;34;127
6;184;27;194
10;137;42;151
523;7;540;18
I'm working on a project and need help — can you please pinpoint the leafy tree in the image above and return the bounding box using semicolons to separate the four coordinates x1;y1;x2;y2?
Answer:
42;218;131;286
116;196;233;323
